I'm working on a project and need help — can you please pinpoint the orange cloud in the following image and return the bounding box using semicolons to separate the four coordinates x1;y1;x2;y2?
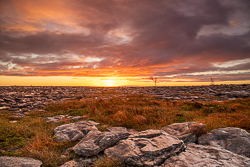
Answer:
0;0;250;86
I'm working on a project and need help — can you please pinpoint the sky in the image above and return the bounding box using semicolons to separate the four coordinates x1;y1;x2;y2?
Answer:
0;0;250;86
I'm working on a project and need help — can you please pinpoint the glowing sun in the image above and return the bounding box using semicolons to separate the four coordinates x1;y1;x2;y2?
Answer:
102;79;116;86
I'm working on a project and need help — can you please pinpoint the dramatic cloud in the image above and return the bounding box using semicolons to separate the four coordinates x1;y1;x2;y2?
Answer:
0;0;250;84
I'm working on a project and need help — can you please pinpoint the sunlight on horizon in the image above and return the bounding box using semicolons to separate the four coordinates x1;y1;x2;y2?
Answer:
102;79;116;87
0;76;249;86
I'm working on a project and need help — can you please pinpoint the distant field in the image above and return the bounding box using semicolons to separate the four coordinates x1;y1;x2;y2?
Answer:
0;94;249;166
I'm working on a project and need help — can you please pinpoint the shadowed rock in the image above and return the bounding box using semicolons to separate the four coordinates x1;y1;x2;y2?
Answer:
73;127;129;157
161;143;250;167
198;127;250;158
161;122;207;144
54;120;99;142
0;156;42;167
105;129;185;167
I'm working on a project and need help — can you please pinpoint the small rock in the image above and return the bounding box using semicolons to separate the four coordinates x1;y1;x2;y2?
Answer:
0;156;42;167
9;108;19;111
21;108;30;112
9;120;17;123
13;113;26;118
0;106;10;110
44;115;84;123
24;95;33;98
60;155;67;159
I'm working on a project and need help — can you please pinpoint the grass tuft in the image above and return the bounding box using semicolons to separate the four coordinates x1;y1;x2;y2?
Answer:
92;156;124;167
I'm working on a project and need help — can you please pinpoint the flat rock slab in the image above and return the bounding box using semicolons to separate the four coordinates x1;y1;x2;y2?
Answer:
105;129;185;167
0;156;42;167
161;122;207;144
44;115;86;123
161;143;250;167
198;127;250;158
228;91;250;98
73;127;129;157
0;106;10;110
54;120;99;142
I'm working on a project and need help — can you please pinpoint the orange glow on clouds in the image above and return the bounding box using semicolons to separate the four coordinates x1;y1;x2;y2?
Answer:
0;0;249;86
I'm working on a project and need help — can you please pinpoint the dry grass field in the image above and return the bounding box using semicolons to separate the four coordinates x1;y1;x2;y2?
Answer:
1;94;250;166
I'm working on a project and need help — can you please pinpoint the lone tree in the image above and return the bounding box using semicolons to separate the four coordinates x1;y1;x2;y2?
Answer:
150;76;157;86
210;78;214;85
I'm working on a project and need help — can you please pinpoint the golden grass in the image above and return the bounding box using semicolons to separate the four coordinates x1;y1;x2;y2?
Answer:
196;112;250;131
0;116;77;166
0;95;249;166
42;95;250;131
92;156;124;167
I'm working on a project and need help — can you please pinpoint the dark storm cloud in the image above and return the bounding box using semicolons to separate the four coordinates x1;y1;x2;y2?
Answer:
182;31;250;61
0;31;107;55
0;0;249;82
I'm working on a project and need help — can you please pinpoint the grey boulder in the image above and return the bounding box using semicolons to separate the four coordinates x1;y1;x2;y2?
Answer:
0;156;42;167
161;143;250;167
105;129;185;167
73;127;129;156
198;127;250;158
54;120;99;142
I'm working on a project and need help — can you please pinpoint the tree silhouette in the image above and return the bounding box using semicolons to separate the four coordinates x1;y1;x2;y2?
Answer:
150;77;157;86
210;78;214;85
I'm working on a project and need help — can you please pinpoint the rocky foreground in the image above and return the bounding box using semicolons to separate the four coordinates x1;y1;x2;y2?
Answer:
1;119;250;167
1;85;250;166
0;85;250;118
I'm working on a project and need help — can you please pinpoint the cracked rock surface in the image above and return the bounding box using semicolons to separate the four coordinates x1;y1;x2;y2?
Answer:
161;143;250;167
105;129;185;167
198;127;250;158
73;127;129;156
54;120;99;142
